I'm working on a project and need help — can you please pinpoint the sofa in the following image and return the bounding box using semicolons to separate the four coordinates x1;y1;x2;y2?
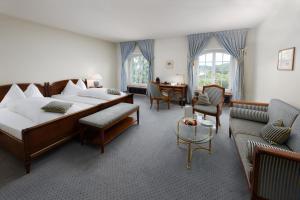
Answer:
229;99;300;200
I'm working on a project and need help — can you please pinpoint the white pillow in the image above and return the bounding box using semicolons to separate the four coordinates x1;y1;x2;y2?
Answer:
0;103;4;109
1;84;26;105
62;80;83;95
24;83;44;98
76;79;87;90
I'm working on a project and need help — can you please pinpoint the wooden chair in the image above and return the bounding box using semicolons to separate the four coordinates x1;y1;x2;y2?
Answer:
192;84;225;133
148;82;171;111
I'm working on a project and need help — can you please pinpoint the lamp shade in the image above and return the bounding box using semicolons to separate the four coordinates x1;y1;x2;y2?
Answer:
92;73;103;80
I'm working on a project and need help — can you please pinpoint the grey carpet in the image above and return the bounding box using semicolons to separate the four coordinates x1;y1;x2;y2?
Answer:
0;95;250;200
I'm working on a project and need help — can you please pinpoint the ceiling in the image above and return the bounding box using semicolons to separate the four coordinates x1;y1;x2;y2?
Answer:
0;0;281;42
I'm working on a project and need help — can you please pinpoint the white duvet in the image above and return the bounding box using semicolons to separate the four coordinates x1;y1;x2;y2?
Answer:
52;94;107;105
78;88;125;101
6;97;91;124
0;108;36;140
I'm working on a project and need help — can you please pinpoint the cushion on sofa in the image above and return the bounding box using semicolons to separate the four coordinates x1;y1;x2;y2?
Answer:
196;93;211;105
230;118;266;137
268;99;299;127
232;104;268;112
261;121;291;145
230;107;269;123
286;115;300;152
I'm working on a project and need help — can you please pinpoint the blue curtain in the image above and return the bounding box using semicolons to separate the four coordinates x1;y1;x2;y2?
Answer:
187;33;212;103
137;39;154;83
214;29;248;100
120;41;136;91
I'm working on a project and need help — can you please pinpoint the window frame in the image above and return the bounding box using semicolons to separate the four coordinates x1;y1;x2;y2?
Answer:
126;50;149;86
195;49;234;92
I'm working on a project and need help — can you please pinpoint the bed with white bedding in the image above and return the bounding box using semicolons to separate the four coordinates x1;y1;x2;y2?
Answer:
51;79;126;105
52;94;107;105
0;81;134;173
0;108;36;140
0;97;93;139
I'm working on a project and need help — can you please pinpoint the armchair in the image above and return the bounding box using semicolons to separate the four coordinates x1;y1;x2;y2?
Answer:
192;85;225;133
148;82;171;111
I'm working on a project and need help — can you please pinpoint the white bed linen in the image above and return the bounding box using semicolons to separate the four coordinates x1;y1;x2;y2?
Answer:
0;108;36;140
52;94;107;105
6;97;93;124
78;88;126;101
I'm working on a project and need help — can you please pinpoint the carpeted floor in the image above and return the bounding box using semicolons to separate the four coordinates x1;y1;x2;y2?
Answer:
0;95;250;200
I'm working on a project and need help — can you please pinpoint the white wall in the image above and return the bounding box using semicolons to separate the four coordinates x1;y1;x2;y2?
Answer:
154;37;187;83
249;0;300;107
154;36;224;84
0;14;118;87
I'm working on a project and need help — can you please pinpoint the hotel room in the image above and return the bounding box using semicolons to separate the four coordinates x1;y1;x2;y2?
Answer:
0;0;299;199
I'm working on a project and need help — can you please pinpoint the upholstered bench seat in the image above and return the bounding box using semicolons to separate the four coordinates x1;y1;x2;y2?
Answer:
79;103;139;128
79;103;139;153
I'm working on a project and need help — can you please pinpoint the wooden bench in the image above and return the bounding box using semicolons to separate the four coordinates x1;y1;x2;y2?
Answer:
79;103;139;153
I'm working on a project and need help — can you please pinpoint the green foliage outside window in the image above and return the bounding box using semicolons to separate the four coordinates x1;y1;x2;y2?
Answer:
197;52;231;89
129;55;149;85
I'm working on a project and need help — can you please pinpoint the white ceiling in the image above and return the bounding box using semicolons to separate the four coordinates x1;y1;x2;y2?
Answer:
0;0;281;42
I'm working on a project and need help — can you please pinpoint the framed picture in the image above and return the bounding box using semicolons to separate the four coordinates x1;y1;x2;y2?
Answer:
165;60;174;69
278;47;295;71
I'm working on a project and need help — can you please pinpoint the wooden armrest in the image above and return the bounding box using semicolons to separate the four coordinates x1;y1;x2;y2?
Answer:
254;146;300;162
230;100;269;107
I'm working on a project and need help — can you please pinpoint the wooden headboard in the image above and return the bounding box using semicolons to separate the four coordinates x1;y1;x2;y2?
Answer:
48;79;87;96
0;83;46;101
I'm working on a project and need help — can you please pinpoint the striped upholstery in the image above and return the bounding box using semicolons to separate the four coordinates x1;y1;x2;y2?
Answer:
256;154;300;200
261;121;291;145
203;87;223;106
196;92;211;105
233;104;268;112
247;140;291;163
230;107;269;123
268;99;299;127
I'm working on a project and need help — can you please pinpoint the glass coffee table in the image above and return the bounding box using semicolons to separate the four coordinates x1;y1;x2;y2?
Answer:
176;115;215;169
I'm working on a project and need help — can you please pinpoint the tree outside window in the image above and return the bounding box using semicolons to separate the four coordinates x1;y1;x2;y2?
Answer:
127;54;149;85
197;50;232;90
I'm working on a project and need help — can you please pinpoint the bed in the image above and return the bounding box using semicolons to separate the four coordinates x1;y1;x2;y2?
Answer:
0;81;133;173
49;79;128;105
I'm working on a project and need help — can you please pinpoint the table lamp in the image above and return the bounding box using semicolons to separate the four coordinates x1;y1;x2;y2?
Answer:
92;73;103;87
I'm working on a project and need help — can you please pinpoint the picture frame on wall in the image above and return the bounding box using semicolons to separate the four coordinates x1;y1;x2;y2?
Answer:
277;47;295;71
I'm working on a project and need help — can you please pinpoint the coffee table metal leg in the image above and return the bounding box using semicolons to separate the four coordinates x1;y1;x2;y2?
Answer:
187;142;192;169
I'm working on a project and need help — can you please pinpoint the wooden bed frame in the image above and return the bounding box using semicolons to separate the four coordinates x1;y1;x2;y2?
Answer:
0;80;133;173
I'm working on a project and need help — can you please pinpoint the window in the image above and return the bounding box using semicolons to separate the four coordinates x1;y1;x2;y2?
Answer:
196;50;233;90
126;51;149;86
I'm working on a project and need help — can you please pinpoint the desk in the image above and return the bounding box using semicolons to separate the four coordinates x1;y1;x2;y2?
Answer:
159;84;188;106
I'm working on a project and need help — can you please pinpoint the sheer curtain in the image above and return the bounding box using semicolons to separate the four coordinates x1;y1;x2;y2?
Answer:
187;33;212;103
137;40;154;83
120;41;136;91
214;29;248;99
